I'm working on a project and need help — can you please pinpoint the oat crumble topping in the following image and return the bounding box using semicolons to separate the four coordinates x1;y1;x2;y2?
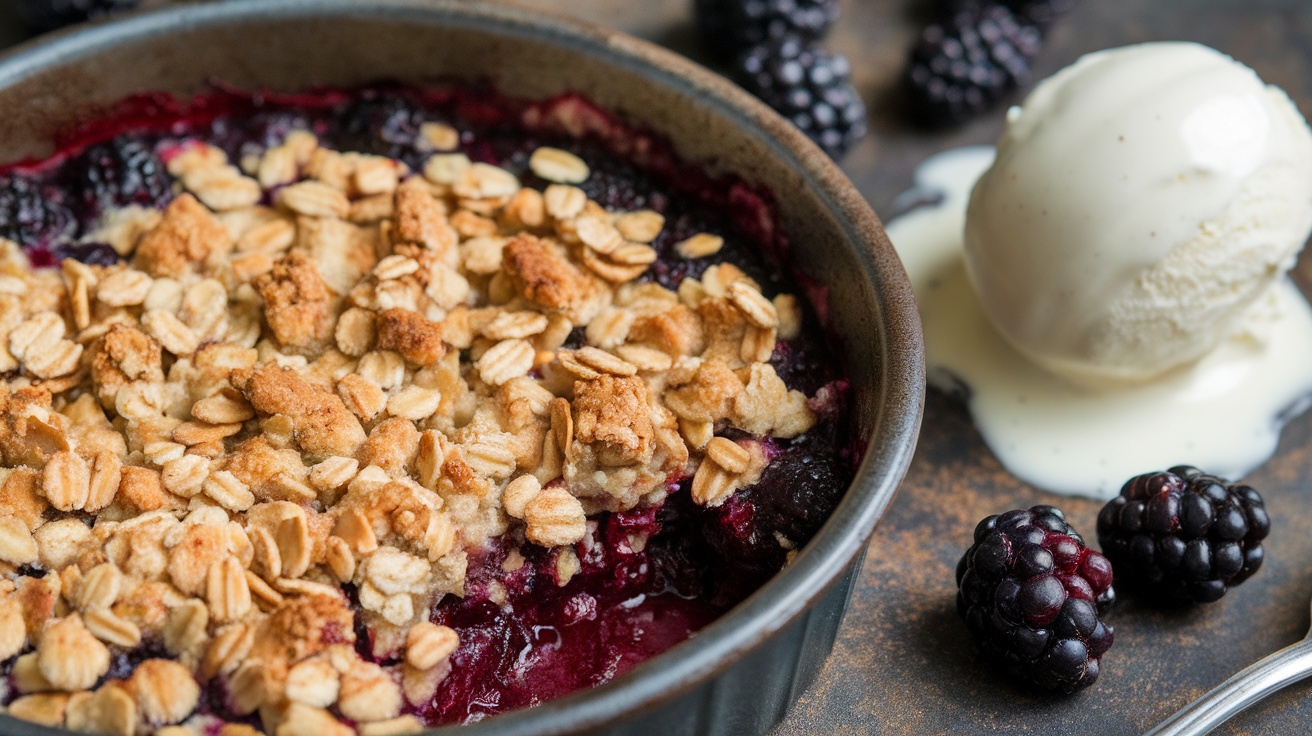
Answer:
0;116;822;734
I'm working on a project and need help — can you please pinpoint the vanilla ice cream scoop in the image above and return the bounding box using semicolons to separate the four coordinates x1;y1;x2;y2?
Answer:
964;42;1312;384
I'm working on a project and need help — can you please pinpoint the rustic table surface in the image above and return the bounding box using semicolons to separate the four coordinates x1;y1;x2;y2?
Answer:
4;1;1312;734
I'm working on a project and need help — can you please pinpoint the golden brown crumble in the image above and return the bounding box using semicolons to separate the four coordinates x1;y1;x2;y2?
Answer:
501;234;598;320
0;127;820;735
628;304;705;357
230;364;367;459
134;194;233;278
0;466;47;530
374;308;445;367
253;251;337;354
393;178;456;255
573;375;655;467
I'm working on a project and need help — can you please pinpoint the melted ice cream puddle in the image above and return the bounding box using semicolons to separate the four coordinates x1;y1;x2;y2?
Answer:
888;146;1312;498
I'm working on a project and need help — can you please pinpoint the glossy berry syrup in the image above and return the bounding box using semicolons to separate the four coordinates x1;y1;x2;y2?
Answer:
0;83;858;726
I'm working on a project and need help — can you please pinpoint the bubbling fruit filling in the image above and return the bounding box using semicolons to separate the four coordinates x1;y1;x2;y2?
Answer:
0;85;856;734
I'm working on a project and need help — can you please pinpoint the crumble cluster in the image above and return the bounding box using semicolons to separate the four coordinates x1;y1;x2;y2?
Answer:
0;123;817;735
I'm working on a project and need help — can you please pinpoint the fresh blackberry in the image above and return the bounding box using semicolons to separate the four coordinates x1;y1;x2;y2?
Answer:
0;176;75;249
65;137;172;219
694;0;839;60
1097;466;1270;603
904;6;1042;128
13;0;140;31
956;505;1115;693
736;35;867;159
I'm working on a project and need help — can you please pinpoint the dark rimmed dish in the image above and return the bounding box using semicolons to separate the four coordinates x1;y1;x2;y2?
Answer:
0;2;924;734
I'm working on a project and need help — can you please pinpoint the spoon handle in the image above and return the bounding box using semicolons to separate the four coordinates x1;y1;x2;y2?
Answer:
1144;638;1312;736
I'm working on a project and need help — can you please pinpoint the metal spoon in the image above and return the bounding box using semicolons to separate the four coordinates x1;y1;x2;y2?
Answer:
1144;596;1312;736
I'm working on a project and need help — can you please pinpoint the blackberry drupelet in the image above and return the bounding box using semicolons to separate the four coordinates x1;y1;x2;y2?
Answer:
904;5;1042;128
736;35;867;159
13;0;140;31
957;505;1115;693
694;0;840;60
1097;466;1270;603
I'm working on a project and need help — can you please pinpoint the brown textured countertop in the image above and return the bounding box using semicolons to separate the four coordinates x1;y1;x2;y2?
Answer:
6;1;1312;733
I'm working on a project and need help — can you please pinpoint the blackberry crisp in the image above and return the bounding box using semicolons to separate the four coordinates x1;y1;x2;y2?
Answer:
0;84;856;733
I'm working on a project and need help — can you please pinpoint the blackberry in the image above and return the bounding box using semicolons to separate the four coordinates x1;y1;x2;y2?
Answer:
694;0;839;60
65;137;172;219
334;95;424;159
1097;466;1270;603
956;505;1115;693
904;6;1042;128
13;0;140;31
736;35;867;159
933;0;1076;29
1008;0;1076;28
52;242;120;267
0;176;75;249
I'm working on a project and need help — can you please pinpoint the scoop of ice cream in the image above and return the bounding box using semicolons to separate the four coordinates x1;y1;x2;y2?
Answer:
963;42;1312;384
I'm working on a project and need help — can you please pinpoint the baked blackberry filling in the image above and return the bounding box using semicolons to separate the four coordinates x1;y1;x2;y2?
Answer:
0;85;856;733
